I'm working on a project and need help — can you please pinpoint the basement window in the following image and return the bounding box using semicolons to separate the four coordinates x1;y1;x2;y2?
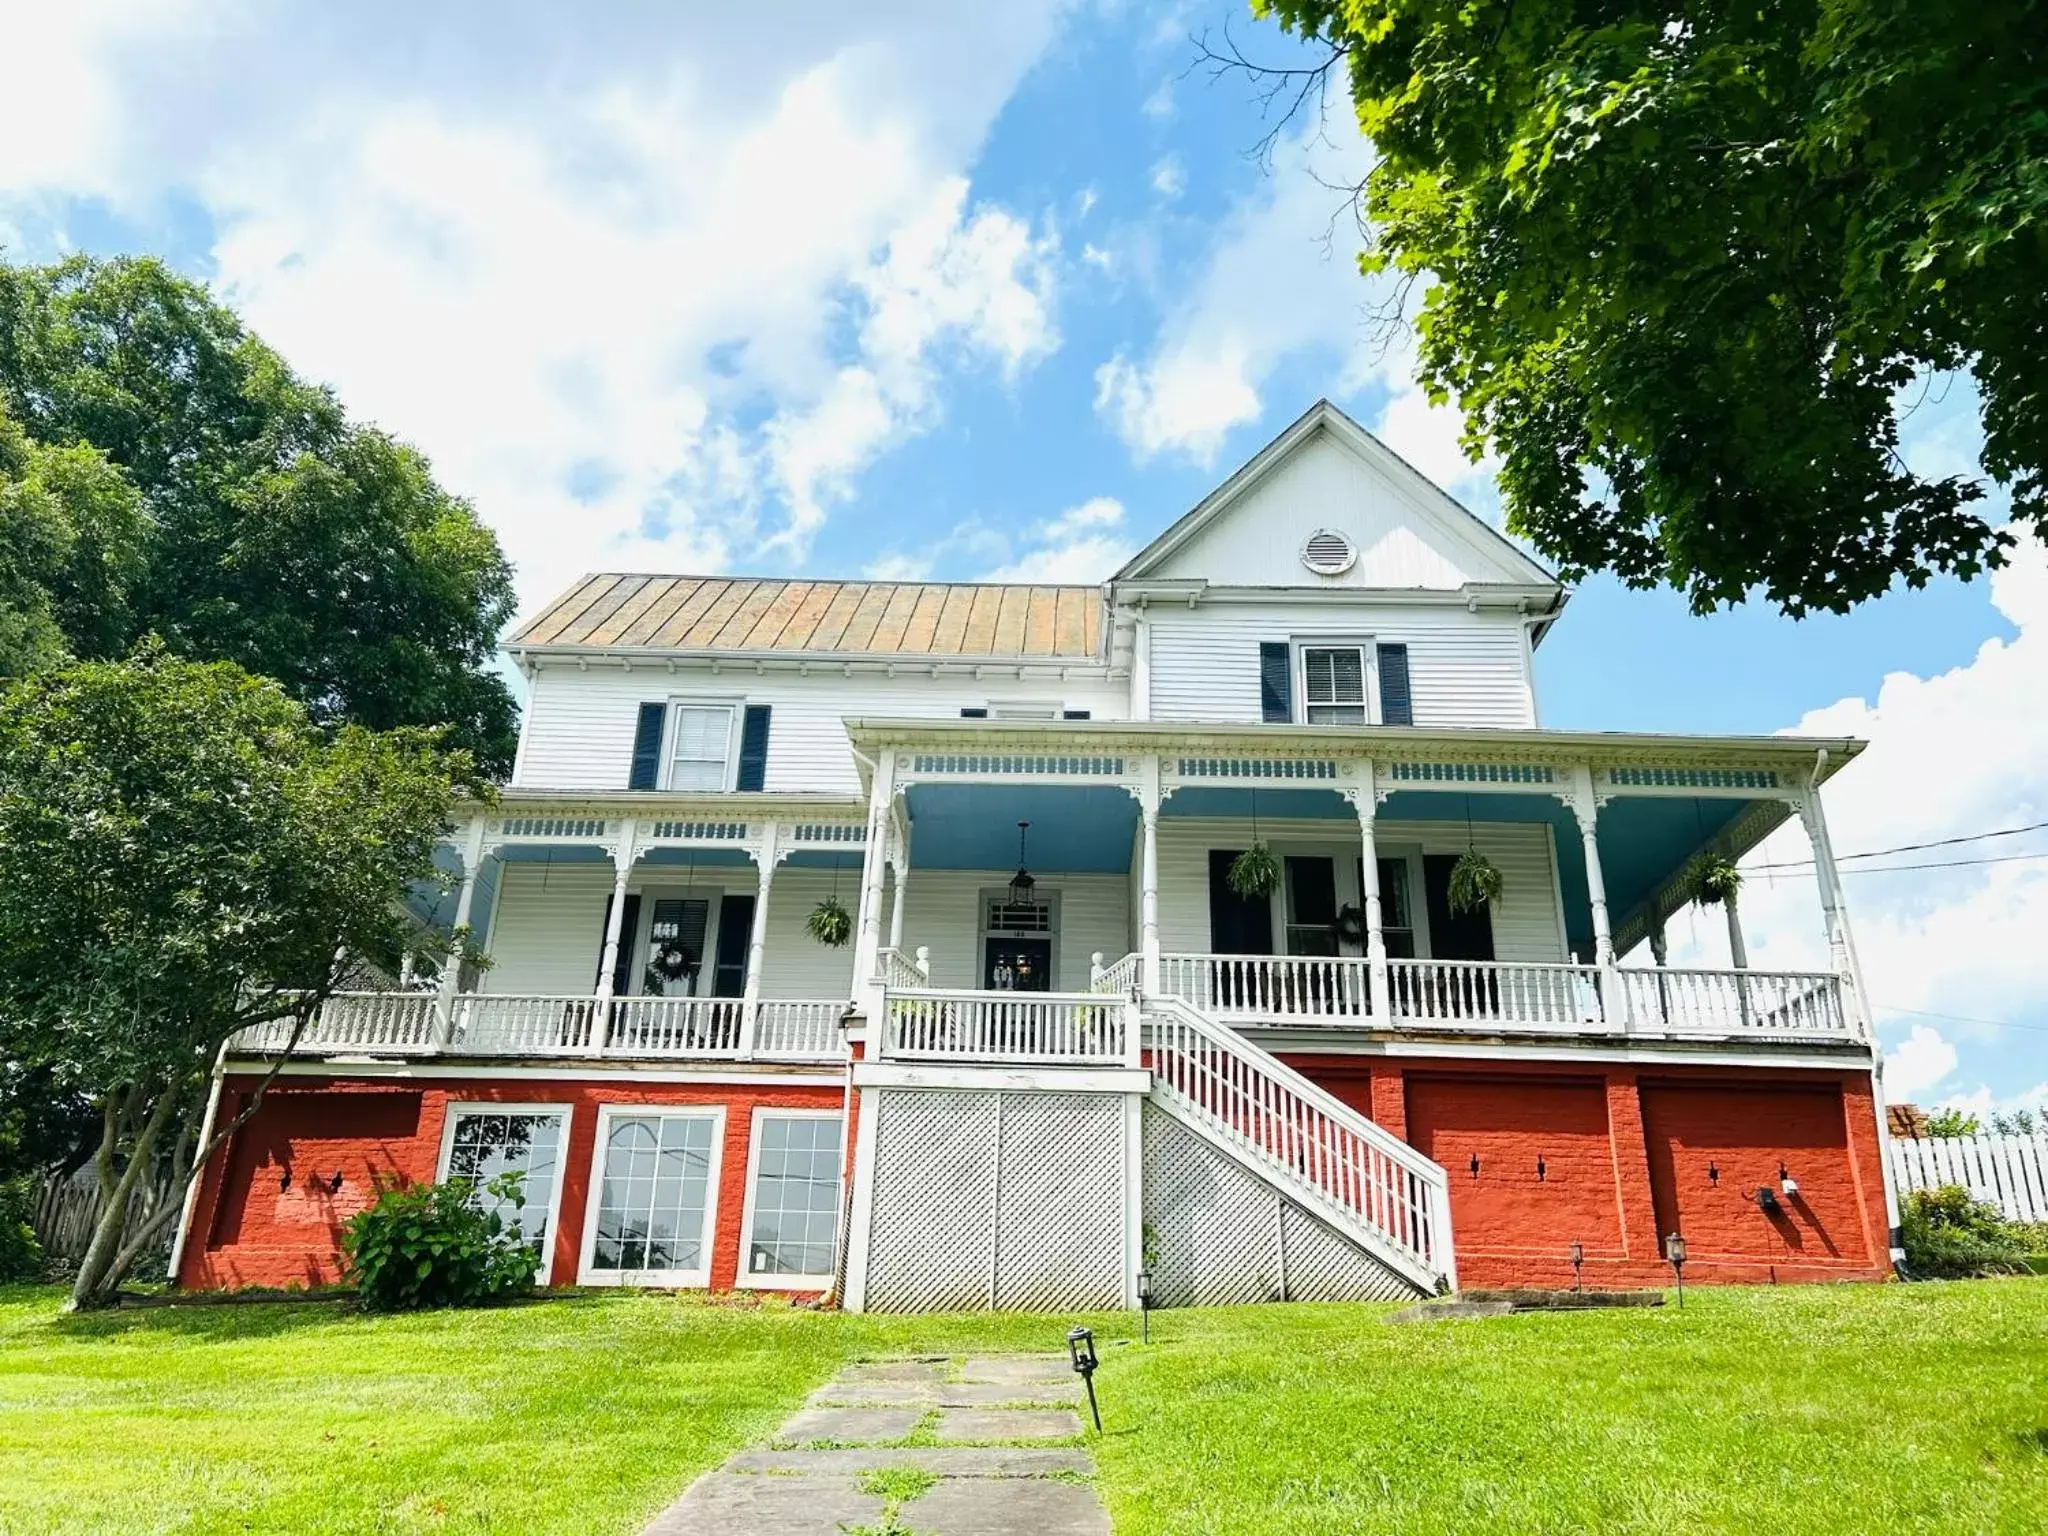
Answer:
740;1110;843;1288
440;1106;570;1268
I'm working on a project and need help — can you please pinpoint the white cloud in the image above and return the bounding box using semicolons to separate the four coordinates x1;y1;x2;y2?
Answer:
0;3;1074;615
1884;1025;1960;1100
1093;103;1378;467
1149;156;1186;198
979;495;1136;583
1141;80;1175;120
1081;242;1114;273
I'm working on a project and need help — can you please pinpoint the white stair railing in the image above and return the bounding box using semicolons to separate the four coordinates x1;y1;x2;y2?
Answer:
1091;952;1142;994
1144;996;1453;1292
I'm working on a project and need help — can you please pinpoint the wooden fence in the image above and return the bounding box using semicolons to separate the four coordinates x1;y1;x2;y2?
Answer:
1890;1133;2048;1223
30;1167;180;1264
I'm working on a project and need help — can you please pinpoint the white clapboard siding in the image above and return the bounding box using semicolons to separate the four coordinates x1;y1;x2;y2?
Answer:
1138;425;1533;590
1890;1134;2048;1223
1146;603;1534;728
895;871;1131;993
1152;816;1566;964
515;665;1129;794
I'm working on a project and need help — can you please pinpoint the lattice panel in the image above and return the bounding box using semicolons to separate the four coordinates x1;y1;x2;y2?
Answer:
1279;1203;1416;1303
1143;1107;1282;1308
1142;1104;1423;1308
863;1091;999;1313
993;1095;1127;1312
1176;757;1338;781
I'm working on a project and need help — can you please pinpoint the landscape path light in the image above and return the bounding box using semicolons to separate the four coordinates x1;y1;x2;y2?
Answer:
1136;1265;1154;1344
1663;1232;1688;1309
1067;1325;1101;1431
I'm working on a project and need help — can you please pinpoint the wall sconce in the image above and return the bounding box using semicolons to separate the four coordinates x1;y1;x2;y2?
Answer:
1755;1186;1782;1216
1569;1240;1584;1294
1707;1161;1720;1187
1779;1165;1799;1199
1066;1326;1102;1431
1469;1154;1481;1179
1535;1156;1547;1183
1663;1232;1688;1309
278;1167;292;1192
328;1170;345;1194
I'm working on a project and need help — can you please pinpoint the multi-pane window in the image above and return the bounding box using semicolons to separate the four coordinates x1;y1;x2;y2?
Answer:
666;704;734;791
744;1114;842;1283
588;1110;719;1280
443;1108;567;1253
1302;646;1368;724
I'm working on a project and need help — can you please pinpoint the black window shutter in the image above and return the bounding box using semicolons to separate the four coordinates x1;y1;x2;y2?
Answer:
628;703;666;789
712;894;754;997
735;705;771;792
1259;642;1293;722
1062;709;1091;720
1377;643;1413;725
959;707;989;718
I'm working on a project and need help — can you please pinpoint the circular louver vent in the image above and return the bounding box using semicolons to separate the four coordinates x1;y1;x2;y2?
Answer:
1300;529;1356;576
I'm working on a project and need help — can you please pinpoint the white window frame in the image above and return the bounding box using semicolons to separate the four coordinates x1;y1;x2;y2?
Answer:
661;697;742;792
735;1108;843;1291
1292;637;1379;726
576;1103;726;1289
434;1102;575;1285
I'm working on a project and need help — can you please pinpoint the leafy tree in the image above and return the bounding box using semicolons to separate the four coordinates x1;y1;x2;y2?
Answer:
0;256;519;773
0;645;487;1308
1253;0;2048;614
1988;1109;2037;1136
1923;1107;1982;1138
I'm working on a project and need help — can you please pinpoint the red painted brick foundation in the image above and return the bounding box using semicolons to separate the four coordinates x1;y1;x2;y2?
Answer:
178;1075;846;1292
1283;1054;1894;1289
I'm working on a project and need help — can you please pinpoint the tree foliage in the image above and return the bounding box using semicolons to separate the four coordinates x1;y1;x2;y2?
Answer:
0;256;519;772
1257;0;2048;614
0;646;486;1306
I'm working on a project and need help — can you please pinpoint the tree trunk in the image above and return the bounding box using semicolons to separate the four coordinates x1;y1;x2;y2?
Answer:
67;1082;182;1310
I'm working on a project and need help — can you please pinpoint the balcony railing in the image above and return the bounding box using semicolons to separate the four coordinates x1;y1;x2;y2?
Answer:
881;989;1134;1065
1148;952;1853;1040
234;991;848;1062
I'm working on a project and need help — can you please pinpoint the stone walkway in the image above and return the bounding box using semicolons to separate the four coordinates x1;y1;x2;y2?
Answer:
645;1355;1109;1535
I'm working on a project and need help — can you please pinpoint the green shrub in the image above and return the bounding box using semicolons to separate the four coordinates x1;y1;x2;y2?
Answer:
1900;1185;2029;1279
340;1172;541;1312
2009;1220;2048;1256
0;1177;43;1282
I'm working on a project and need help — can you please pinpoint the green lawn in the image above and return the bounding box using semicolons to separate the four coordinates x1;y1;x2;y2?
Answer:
1;1281;2044;1535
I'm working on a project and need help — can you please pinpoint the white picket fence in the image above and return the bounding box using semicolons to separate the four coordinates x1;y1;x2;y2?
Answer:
1890;1133;2048;1223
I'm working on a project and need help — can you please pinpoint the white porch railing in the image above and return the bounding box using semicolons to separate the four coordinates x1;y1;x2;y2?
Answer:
1145;996;1452;1290
882;989;1131;1065
1091;952;1142;995
1617;966;1850;1037
1157;953;1371;1020
1389;959;1604;1030
877;946;930;990
234;991;849;1061
237;992;441;1055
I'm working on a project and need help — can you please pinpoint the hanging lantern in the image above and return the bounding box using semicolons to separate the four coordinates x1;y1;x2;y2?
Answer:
1009;820;1037;903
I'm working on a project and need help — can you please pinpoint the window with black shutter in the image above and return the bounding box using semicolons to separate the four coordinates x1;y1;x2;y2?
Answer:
1377;642;1413;725
627;703;666;790
1258;642;1293;722
736;705;771;791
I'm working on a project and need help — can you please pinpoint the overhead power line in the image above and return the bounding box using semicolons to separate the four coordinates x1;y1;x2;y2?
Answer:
1873;1002;2048;1037
1750;818;2048;872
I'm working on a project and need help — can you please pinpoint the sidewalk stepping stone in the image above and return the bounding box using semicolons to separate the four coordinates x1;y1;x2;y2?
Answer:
933;1407;1083;1442
645;1355;1109;1535
773;1405;925;1444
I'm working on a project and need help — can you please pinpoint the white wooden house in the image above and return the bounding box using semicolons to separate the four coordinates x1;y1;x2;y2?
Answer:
174;401;1900;1307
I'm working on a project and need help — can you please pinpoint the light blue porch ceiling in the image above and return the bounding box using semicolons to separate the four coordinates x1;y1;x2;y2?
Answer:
905;784;1140;873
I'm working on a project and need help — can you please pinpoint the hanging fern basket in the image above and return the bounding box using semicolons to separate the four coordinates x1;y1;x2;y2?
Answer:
1682;852;1743;908
806;895;853;948
1446;850;1503;915
1227;843;1280;900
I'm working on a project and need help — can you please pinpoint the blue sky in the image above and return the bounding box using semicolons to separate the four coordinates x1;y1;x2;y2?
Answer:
3;0;2043;1115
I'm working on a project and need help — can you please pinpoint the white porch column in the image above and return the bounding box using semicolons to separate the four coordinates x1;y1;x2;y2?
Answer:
1137;755;1162;993
1567;766;1624;1027
1347;766;1391;1021
434;812;489;1045
1796;774;1867;1020
593;818;639;1050
740;821;777;1057
852;749;897;1044
886;812;910;954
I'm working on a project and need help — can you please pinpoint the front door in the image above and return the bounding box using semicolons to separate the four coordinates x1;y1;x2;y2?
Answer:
983;938;1052;992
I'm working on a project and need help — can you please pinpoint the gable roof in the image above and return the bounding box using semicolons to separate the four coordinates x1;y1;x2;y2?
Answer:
1113;398;1560;591
509;575;1105;660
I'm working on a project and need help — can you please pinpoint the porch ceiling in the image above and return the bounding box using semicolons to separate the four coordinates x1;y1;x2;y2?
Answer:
905;783;1138;872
